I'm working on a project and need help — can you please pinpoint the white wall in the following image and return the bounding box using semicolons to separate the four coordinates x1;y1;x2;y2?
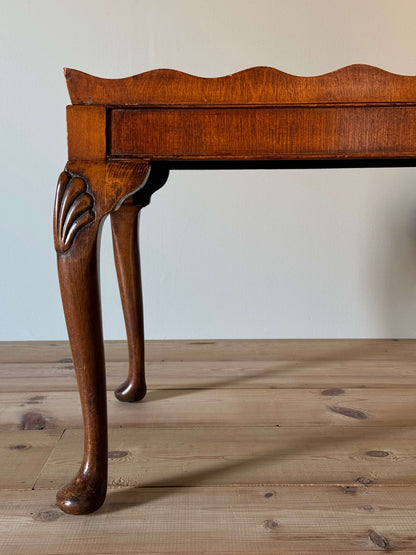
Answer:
1;0;416;340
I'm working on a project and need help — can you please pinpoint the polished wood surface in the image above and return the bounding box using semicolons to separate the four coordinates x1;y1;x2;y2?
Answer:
54;65;416;514
54;161;149;514
55;170;107;514
64;65;416;105
110;106;416;159
110;201;146;403
110;165;169;403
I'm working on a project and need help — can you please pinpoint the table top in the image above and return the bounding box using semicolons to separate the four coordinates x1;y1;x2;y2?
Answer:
64;65;416;167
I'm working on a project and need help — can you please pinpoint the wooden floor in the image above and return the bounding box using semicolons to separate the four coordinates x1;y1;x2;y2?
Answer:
1;339;416;553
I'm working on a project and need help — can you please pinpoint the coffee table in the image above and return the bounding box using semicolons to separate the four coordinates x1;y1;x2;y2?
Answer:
54;65;416;514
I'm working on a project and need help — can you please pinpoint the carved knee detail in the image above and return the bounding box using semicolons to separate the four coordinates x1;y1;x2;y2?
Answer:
54;171;95;253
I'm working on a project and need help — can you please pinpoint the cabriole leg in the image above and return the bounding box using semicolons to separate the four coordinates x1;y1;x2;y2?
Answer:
110;164;169;403
54;169;107;514
54;160;152;513
111;200;146;402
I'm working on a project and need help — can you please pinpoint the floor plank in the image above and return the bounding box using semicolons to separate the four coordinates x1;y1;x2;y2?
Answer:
1;387;416;430
3;358;416;392
35;426;416;490
0;430;63;490
0;487;415;553
1;338;416;363
2;340;416;553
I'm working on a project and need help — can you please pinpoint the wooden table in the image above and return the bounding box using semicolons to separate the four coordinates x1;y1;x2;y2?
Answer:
54;65;416;514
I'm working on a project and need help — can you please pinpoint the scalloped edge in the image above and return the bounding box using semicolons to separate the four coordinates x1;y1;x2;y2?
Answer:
64;64;416;84
64;64;416;106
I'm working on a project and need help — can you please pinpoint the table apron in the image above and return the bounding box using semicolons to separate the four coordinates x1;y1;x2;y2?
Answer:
109;106;416;160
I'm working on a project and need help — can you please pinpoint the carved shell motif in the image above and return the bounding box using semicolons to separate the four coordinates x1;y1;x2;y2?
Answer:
54;171;95;253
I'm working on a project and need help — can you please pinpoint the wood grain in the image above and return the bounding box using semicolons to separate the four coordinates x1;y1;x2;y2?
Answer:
35;426;416;490
3;358;416;392
1;387;416;430
66;105;106;160
1;339;414;363
2;340;416;551
64;65;416;106
110;105;416;159
0;430;62;490
1;487;415;553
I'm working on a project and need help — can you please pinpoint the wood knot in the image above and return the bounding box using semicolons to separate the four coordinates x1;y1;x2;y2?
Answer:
355;476;373;485
108;450;129;460
321;388;345;396
22;412;47;430
369;529;391;550
339;485;358;494
366;450;389;458
26;396;45;405
263;519;279;530
109;477;130;487
264;492;274;498
9;444;32;450
328;405;368;419
33;509;62;522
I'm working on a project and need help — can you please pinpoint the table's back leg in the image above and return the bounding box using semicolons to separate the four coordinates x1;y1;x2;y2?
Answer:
110;164;169;403
111;200;146;402
54;169;108;515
